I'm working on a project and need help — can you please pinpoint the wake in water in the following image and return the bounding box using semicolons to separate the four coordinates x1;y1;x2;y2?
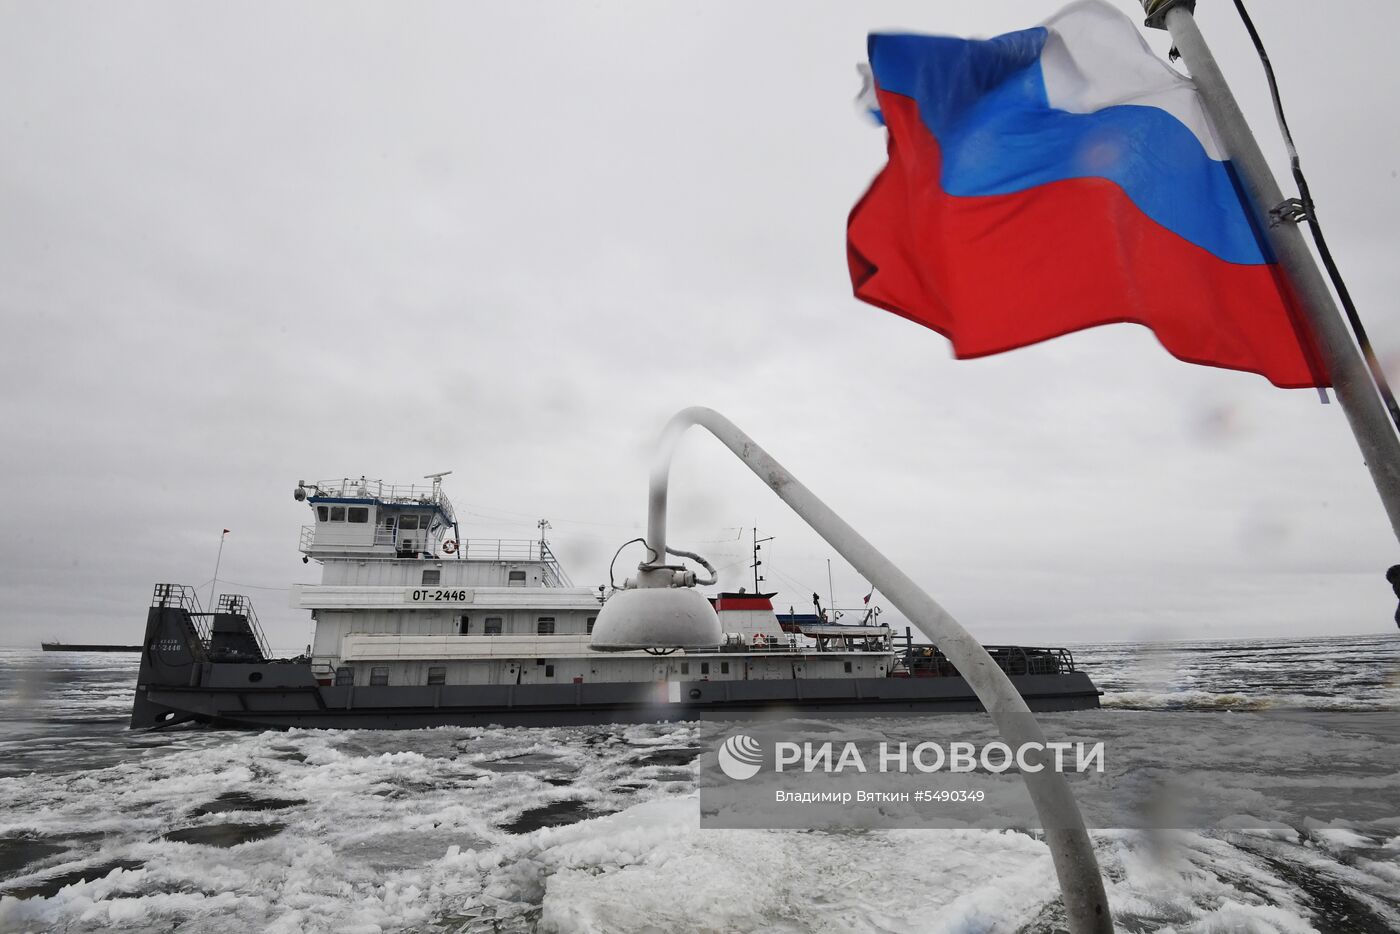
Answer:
1081;633;1400;712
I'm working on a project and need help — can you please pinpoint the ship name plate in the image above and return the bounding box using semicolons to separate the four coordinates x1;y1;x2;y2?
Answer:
404;588;475;604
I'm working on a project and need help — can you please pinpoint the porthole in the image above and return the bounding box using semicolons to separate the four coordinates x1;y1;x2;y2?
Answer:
688;688;701;699
248;671;264;683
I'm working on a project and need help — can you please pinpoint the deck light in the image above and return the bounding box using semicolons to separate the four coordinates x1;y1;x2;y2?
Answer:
589;581;721;651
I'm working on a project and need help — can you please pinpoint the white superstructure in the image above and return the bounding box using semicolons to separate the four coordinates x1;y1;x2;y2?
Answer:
293;476;896;689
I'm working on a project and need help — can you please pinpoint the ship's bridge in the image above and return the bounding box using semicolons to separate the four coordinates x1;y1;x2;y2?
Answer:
297;476;456;559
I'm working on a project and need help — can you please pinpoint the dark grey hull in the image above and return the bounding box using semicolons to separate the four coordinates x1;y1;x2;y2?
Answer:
134;662;1101;731
130;600;1101;730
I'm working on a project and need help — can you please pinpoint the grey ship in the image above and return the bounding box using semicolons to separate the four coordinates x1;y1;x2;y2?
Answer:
130;475;1100;729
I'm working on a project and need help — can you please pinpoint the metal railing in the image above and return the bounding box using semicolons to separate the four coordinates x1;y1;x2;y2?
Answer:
297;534;574;588
779;607;885;625
306;477;456;522
686;637;890;655
215;593;274;660
455;539;574;587
151;583;209;641
900;645;1077;677
298;524;445;554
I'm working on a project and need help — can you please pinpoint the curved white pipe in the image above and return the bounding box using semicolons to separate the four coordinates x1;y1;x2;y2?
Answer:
644;406;1112;934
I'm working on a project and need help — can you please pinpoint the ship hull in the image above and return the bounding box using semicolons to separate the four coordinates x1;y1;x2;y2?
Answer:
130;593;1101;731
133;661;1101;730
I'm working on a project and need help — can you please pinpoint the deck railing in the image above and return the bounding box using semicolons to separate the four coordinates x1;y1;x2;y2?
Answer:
215;593;274;660
298;534;574;588
901;645;1077;677
686;634;893;654
150;584;209;641
307;477;456;521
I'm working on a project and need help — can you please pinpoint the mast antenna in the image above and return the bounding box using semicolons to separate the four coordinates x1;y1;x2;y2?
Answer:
424;470;452;501
751;528;773;593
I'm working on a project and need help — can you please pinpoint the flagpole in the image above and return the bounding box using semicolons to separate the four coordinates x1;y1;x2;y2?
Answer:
208;530;227;613
1142;1;1400;547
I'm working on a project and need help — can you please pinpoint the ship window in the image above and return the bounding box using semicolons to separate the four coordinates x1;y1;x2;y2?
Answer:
458;615;470;635
370;666;389;686
484;617;503;636
536;617;555;635
383;516;395;530
508;570;527;587
701;662;710;675
348;507;369;523
317;506;329;522
844;661;852;673
721;662;730;674
400;515;420;530
587;616;596;634
545;665;555;678
422;569;441;586
329;506;346;522
680;662;690;675
427;667;446;685
334;666;353;686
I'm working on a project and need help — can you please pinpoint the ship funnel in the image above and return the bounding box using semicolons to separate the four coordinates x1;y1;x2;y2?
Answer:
589;584;721;652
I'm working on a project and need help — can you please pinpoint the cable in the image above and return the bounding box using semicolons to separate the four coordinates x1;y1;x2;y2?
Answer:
204;578;295;592
197;578;290;593
665;546;718;586
1232;0;1400;433
608;538;655;590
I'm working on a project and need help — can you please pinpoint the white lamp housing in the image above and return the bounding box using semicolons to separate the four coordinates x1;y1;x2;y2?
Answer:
589;586;722;651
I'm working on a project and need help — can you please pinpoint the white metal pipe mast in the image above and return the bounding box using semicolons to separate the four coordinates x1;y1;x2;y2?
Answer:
643;407;1113;934
1145;0;1400;546
207;530;227;615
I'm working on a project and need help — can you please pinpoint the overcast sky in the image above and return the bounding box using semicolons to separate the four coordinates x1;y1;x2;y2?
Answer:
3;0;1399;650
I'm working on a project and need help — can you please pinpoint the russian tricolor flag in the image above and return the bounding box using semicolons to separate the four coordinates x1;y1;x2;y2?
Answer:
848;0;1328;388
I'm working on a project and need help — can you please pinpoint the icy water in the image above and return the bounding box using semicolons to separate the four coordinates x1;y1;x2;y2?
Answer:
1;635;1398;934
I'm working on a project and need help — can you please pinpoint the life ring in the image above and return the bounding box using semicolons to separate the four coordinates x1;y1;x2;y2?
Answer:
442;540;458;554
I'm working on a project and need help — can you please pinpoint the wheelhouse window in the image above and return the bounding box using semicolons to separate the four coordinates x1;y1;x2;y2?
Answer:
458;615;470;635
680;662;690;675
334;666;353;686
427;667;447;686
536;617;555;635
370;667;389;686
399;515;420;530
700;662;710;675
422;569;441;586
544;664;555;678
844;661;852;673
484;617;503;636
721;662;730;675
586;616;596;634
317;506;329;522
508;570;527;587
348;506;369;523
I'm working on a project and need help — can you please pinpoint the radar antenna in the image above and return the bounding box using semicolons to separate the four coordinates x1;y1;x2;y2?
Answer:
424;470;452;498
